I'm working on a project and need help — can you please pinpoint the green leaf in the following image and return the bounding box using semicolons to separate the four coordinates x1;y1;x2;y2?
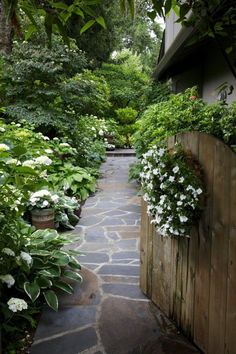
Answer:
36;276;53;289
63;270;83;282
43;290;58;311
95;16;106;29
165;0;172;15
51;2;68;10
52;251;70;266
80;20;96;35
15;166;38;175
32;257;45;268
39;265;61;277
30;250;51;256
24;281;40;302
25;24;37;41
53;280;73;294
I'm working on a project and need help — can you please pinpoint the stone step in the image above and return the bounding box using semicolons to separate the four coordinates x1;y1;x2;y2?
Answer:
106;149;136;157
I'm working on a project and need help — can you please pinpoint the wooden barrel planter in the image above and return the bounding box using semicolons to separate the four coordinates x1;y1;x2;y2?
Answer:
31;208;55;229
140;131;236;354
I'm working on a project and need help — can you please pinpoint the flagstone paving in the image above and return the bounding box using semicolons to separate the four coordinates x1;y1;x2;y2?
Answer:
30;155;200;354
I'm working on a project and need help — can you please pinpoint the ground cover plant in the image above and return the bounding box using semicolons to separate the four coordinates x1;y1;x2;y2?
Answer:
0;119;107;353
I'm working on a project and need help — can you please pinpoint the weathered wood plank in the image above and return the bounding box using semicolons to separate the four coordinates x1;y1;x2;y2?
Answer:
193;133;215;352
208;140;231;354
178;132;199;337
225;152;236;354
140;199;148;294
152;234;172;315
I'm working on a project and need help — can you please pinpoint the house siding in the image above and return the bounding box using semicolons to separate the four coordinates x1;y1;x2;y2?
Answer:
165;11;182;52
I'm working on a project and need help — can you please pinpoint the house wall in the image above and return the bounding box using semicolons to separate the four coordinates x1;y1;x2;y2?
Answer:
165;11;182;52
202;46;236;103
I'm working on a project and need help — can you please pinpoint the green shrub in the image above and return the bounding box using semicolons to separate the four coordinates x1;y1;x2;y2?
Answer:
134;87;234;156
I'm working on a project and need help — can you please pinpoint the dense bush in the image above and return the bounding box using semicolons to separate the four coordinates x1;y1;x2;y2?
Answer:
134;87;236;156
0;120;106;352
0;41;110;136
95;50;149;111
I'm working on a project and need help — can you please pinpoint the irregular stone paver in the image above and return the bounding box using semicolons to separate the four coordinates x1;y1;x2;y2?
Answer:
31;155;200;354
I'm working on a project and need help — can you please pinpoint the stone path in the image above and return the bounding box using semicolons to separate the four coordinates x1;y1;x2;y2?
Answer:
30;155;200;354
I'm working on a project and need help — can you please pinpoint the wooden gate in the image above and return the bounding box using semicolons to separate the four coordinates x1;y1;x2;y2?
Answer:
140;131;236;354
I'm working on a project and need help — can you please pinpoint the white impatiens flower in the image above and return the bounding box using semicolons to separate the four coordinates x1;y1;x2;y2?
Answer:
157;148;165;157
0;143;10;151
20;251;32;266
180;194;186;201
34;156;52;166
179;177;185;183
0;274;15;288
0;127;6;132
169;176;175;182
173;166;180;174
153;169;159;175
179;215;188;223
196;188;203;195
7;298;28;312
2;248;15;256
98;129;104;136
177;201;183;206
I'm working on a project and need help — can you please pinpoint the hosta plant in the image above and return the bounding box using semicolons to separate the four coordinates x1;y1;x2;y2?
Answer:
141;145;204;237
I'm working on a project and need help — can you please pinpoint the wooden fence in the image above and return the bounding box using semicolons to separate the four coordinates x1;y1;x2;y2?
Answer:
140;131;236;354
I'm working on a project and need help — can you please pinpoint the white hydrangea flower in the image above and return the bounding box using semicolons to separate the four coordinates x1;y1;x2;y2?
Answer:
7;297;28;312
0;143;10;151
42;200;49;208
0;127;6;132
22;159;35;167
2;248;15;256
179;215;188;223
53;137;59;141
51;194;59;203
6;158;21;165
45;149;53;154
0;274;15;288
43;136;50;141
59;142;70;147
20;251;32;266
34;156;52;166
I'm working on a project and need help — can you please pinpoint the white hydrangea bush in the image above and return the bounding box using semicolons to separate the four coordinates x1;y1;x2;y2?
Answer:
28;189;59;210
140;146;204;237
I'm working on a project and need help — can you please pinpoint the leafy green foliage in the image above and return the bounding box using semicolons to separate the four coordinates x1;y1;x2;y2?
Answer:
134;87;236;157
116;107;138;147
95;50;149;111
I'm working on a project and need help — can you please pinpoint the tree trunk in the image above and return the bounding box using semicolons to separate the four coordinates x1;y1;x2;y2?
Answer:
0;1;13;54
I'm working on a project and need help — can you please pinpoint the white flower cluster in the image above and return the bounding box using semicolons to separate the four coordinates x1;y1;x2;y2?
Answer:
0;274;15;288
0;143;10;151
141;146;203;237
22;155;52;168
7;297;28;312
29;189;59;209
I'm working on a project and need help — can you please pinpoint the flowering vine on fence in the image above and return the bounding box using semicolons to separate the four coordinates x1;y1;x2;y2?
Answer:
140;145;204;237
